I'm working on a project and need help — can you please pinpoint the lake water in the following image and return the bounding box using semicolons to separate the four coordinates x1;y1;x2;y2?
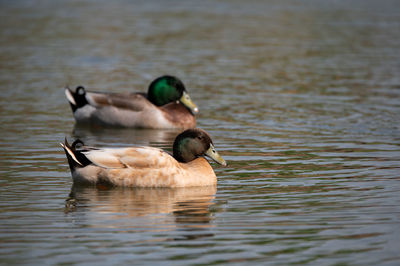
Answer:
1;0;400;265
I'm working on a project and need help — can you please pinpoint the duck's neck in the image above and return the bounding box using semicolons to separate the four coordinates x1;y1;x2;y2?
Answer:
160;103;196;128
178;157;217;187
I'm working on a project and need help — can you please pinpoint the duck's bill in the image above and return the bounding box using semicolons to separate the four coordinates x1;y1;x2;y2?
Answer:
180;91;199;114
205;144;227;166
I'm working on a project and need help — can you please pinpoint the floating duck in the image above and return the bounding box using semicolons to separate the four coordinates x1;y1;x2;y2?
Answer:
61;128;226;187
65;75;198;129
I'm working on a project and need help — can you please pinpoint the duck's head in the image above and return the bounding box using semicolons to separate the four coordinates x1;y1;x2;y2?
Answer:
173;128;227;166
148;75;199;114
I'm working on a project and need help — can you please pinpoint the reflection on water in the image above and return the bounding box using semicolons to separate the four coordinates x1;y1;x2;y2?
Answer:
1;0;400;265
66;185;216;223
65;185;216;245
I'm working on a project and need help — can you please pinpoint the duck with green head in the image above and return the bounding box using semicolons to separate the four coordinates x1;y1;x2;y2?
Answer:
65;75;198;129
61;128;227;187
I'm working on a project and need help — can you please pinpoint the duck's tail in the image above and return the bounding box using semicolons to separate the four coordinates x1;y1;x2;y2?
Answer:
64;86;89;113
60;138;91;171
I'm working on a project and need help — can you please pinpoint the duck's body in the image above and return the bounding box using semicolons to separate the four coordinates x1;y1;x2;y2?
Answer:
61;129;226;188
71;148;217;187
65;76;198;129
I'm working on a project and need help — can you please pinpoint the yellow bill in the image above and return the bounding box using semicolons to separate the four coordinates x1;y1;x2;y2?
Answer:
205;144;227;166
180;91;199;114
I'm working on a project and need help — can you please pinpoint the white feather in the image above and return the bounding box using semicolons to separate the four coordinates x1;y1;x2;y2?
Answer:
82;149;127;169
74;105;96;121
60;143;83;166
64;88;76;105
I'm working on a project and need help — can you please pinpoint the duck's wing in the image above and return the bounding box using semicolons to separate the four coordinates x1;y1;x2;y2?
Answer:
82;146;177;169
85;92;153;111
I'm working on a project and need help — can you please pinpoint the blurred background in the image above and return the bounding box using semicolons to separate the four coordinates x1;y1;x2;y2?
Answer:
1;0;399;265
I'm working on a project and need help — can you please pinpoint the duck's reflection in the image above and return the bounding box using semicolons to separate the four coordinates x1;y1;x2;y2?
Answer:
72;124;180;148
65;185;217;232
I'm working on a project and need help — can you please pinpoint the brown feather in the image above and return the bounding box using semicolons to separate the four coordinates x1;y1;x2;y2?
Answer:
160;102;196;129
88;92;151;111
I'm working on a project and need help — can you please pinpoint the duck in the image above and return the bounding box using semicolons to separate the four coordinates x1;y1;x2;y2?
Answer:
65;75;198;129
61;128;227;187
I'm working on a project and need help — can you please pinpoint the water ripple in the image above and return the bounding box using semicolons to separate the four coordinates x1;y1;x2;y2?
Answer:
1;0;400;265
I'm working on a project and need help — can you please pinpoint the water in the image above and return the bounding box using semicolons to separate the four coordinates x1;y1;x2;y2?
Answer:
1;0;400;265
